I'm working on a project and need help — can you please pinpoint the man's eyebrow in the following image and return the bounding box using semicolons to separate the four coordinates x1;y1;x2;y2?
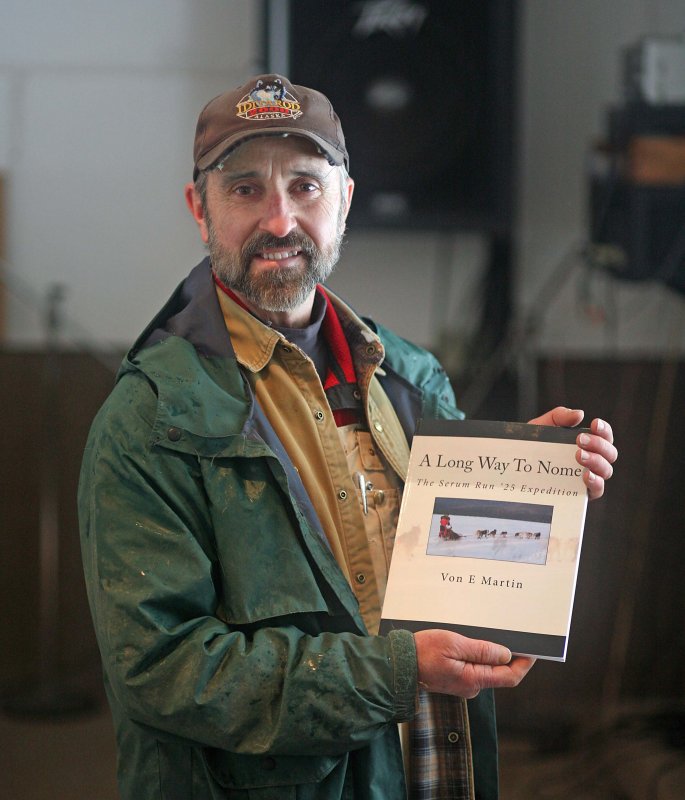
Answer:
217;169;260;182
291;166;338;184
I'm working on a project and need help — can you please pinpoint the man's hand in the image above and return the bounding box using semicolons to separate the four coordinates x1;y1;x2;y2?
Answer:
528;406;617;500
414;629;536;699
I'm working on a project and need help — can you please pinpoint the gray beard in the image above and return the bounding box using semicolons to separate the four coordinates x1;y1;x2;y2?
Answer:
207;219;344;313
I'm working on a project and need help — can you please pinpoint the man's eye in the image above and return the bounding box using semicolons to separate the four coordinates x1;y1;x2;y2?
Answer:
233;184;255;196
297;181;318;193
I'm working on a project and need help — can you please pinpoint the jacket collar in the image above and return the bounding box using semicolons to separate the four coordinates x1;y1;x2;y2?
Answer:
120;259;254;451
127;257;233;361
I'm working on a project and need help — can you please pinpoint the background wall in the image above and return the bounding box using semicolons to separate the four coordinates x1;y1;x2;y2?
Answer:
1;0;683;356
0;0;260;346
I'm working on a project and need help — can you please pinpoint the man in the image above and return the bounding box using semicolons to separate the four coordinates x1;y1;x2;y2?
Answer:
79;75;617;799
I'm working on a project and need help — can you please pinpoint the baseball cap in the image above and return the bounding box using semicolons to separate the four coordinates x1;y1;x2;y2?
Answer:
192;74;348;179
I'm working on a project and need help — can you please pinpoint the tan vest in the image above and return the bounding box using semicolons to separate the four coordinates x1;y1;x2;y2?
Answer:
215;286;409;635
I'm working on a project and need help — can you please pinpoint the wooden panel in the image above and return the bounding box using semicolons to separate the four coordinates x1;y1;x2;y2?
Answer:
1;352;683;725
0;351;117;691
495;358;685;734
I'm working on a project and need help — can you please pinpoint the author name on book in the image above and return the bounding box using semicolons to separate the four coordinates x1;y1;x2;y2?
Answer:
441;572;524;590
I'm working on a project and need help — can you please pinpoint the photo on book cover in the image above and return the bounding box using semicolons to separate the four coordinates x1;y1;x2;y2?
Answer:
427;497;554;566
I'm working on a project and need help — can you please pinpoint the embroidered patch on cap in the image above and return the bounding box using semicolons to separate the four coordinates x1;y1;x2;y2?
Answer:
236;77;303;121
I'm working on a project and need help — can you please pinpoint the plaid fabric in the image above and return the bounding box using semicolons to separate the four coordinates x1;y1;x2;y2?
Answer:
317;285;363;427
409;691;475;800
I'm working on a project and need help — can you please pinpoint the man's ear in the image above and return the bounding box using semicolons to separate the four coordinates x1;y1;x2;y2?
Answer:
184;182;209;243
343;177;355;221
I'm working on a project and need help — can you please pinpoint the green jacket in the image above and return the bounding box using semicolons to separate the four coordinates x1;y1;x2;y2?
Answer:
79;260;497;799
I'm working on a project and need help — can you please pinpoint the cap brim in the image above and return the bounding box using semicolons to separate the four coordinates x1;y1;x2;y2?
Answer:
195;127;346;175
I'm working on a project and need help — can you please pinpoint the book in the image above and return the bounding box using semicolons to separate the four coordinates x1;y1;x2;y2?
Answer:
379;419;590;660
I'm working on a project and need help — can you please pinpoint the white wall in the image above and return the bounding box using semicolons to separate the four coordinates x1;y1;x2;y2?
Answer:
0;0;260;346
1;0;684;357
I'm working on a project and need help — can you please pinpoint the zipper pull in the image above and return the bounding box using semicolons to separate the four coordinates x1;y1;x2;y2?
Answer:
356;472;368;515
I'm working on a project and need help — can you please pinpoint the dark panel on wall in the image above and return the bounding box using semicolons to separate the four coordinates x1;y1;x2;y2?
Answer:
2;350;683;738
494;357;685;734
0;351;117;694
265;0;517;232
590;179;685;293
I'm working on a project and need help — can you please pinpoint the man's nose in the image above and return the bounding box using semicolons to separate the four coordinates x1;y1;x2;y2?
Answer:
259;192;297;238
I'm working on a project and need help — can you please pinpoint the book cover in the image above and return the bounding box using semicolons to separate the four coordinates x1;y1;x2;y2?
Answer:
379;419;589;660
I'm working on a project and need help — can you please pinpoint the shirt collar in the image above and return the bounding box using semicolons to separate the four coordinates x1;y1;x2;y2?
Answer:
213;278;281;373
212;272;385;379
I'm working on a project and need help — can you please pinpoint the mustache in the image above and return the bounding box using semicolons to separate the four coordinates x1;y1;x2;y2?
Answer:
242;232;318;260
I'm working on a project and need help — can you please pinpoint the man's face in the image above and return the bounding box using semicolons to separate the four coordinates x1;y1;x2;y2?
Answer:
194;136;353;319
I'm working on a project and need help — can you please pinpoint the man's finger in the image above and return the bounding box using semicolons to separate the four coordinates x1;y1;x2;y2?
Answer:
591;417;614;444
478;657;537;690
439;632;512;666
527;406;584;428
